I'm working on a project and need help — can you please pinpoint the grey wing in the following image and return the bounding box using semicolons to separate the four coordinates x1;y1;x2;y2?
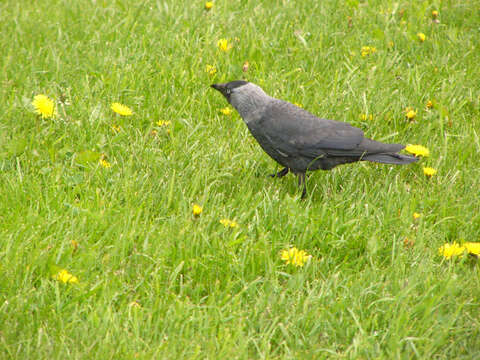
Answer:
257;99;365;158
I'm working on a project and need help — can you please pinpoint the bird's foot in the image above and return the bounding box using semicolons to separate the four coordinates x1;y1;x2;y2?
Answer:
301;186;307;199
297;172;307;199
269;167;289;178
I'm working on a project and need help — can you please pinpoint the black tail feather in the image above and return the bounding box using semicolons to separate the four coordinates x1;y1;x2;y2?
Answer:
363;153;418;165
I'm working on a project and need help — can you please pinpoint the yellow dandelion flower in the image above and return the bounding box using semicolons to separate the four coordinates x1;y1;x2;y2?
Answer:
438;242;465;259
360;114;373;121
112;124;121;133
413;212;422;220
156;120;171;127
242;61;249;72
281;247;312;267
71;240;79;251
417;32;426;42
111;102;133;116
192;204;203;216
220;107;233;116
406;110;416;119
205;64;217;76
32;94;56;118
100;159;112;168
217;38;232;52
361;46;376;57
52;269;79;284
423;167;437;177
205;1;213;10
405;144;430;157
426;100;434;109
220;219;239;228
405;107;417;120
464;242;480;257
293;102;303;108
431;10;439;18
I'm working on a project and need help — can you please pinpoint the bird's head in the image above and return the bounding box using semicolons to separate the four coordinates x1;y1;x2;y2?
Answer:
211;80;269;120
210;80;249;102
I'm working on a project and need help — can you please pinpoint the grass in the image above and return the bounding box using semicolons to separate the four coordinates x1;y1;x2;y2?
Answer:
1;0;480;358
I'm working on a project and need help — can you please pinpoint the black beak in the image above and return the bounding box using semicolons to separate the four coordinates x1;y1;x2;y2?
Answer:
211;83;225;91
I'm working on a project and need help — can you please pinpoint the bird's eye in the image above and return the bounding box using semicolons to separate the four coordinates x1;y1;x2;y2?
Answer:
226;88;231;95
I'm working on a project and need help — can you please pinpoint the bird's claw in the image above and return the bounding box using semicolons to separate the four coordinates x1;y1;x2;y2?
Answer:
269;167;289;178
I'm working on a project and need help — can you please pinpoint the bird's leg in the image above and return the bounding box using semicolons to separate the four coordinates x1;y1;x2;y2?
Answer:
297;172;307;199
269;167;289;178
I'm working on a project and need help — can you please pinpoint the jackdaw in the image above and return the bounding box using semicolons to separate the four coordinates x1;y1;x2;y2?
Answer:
211;80;417;198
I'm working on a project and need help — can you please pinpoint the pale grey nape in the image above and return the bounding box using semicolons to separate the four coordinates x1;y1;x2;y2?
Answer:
228;83;271;123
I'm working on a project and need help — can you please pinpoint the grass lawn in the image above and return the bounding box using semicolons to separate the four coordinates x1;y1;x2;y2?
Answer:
1;0;480;358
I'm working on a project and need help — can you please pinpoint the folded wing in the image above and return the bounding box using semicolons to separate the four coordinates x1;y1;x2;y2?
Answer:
256;99;369;158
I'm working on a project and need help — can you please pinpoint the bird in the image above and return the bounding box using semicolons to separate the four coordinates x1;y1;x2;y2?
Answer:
211;80;417;198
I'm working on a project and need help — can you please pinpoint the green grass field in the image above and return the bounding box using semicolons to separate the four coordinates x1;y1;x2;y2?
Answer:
1;0;480;358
